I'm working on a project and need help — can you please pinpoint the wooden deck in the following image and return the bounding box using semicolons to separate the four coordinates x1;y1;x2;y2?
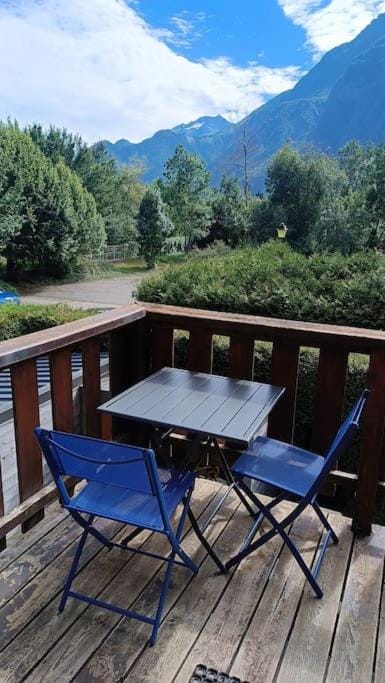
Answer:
1;479;385;683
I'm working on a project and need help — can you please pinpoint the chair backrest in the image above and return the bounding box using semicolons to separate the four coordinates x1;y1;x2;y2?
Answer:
308;389;370;499
34;428;163;509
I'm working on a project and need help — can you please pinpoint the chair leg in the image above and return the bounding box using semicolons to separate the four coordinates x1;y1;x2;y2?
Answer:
226;486;324;598
59;517;92;612
149;490;197;645
211;438;255;517
312;501;339;544
149;552;176;646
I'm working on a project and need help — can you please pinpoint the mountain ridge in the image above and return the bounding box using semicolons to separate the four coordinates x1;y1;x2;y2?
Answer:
102;13;385;190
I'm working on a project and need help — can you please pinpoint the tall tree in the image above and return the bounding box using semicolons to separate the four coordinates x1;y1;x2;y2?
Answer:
211;176;249;246
161;145;212;249
137;186;173;268
27;126;145;245
0;123;105;280
266;145;327;251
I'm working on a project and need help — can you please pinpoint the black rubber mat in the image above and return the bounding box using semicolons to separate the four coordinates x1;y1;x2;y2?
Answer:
189;664;249;683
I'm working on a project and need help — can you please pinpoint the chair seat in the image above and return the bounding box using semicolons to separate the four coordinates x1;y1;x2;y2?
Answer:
69;468;195;531
231;437;324;496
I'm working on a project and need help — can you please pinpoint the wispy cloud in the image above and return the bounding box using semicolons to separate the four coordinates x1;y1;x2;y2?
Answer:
0;0;303;142
278;0;385;56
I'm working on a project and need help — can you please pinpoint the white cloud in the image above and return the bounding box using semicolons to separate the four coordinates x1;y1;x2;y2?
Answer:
0;0;303;143
278;0;385;56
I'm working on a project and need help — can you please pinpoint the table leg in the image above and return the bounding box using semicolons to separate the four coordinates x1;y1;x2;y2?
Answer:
211;438;256;517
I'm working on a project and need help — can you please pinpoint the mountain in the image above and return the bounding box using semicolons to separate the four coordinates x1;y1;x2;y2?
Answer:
101;115;233;182
103;14;385;190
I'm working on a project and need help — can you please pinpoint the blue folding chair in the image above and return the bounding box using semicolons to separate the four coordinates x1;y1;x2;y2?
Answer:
34;428;225;645
225;390;370;597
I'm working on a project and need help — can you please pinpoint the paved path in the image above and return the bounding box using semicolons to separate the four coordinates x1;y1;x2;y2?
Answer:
20;274;146;309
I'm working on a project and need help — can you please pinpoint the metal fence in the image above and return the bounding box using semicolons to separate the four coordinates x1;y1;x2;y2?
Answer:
92;242;139;262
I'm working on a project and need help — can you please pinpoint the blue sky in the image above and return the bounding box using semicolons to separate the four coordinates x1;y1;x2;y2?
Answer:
137;0;310;70
0;0;384;142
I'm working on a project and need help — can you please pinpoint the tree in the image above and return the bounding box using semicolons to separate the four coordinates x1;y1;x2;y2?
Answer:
161;145;212;249
27;126;145;245
0;123;105;280
266;145;327;251
224;123;259;205
211;176;249;246
248;197;287;245
137;186;173;268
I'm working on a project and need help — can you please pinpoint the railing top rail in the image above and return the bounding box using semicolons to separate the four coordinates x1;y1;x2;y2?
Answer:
141;302;385;352
2;300;385;371
0;303;146;370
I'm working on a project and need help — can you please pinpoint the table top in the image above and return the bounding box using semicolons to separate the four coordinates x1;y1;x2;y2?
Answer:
99;367;284;448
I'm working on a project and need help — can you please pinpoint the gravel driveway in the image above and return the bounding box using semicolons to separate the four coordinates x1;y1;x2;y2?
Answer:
20;274;146;309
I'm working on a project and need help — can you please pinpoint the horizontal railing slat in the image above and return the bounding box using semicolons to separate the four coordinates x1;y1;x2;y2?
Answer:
142;302;385;352
0;304;145;370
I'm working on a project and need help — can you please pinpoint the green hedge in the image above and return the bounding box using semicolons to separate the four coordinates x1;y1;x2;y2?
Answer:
137;241;385;330
0;304;93;342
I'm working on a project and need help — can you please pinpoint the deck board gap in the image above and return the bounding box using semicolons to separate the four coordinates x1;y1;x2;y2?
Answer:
322;530;360;682
372;550;385;680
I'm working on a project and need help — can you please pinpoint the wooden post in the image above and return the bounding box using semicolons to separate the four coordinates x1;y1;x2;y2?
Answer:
228;336;255;380
82;339;102;438
50;348;74;432
187;329;213;373
354;350;385;535
109;318;149;444
11;360;43;532
268;341;300;444
311;346;348;455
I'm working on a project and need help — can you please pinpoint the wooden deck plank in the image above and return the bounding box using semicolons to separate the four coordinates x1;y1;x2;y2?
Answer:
276;513;353;683
73;492;240;683
374;555;385;683
0;480;218;682
0;517;123;651
0;501;67;572
0;515;78;608
174;506;291;682
326;524;385;683
229;511;324;683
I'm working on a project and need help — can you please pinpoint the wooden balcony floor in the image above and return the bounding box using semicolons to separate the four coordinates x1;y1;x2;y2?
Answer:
1;478;385;683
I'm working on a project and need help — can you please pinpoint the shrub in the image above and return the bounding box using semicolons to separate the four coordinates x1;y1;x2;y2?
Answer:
0;304;93;342
137;241;385;330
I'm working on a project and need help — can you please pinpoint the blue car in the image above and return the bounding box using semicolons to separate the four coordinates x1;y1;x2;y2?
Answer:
0;288;20;305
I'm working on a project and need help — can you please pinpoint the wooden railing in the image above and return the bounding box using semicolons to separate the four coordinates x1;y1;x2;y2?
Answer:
1;301;385;549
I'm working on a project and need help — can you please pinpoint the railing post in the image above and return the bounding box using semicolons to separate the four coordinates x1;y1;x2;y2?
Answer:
354;350;385;535
228;336;255;380
187;329;213;373
82;339;102;438
268;341;300;444
109;318;150;444
50;348;74;432
11;360;43;532
311;346;348;454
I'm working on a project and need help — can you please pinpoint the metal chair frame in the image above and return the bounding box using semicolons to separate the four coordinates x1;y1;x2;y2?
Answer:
34;428;224;645
225;390;370;598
